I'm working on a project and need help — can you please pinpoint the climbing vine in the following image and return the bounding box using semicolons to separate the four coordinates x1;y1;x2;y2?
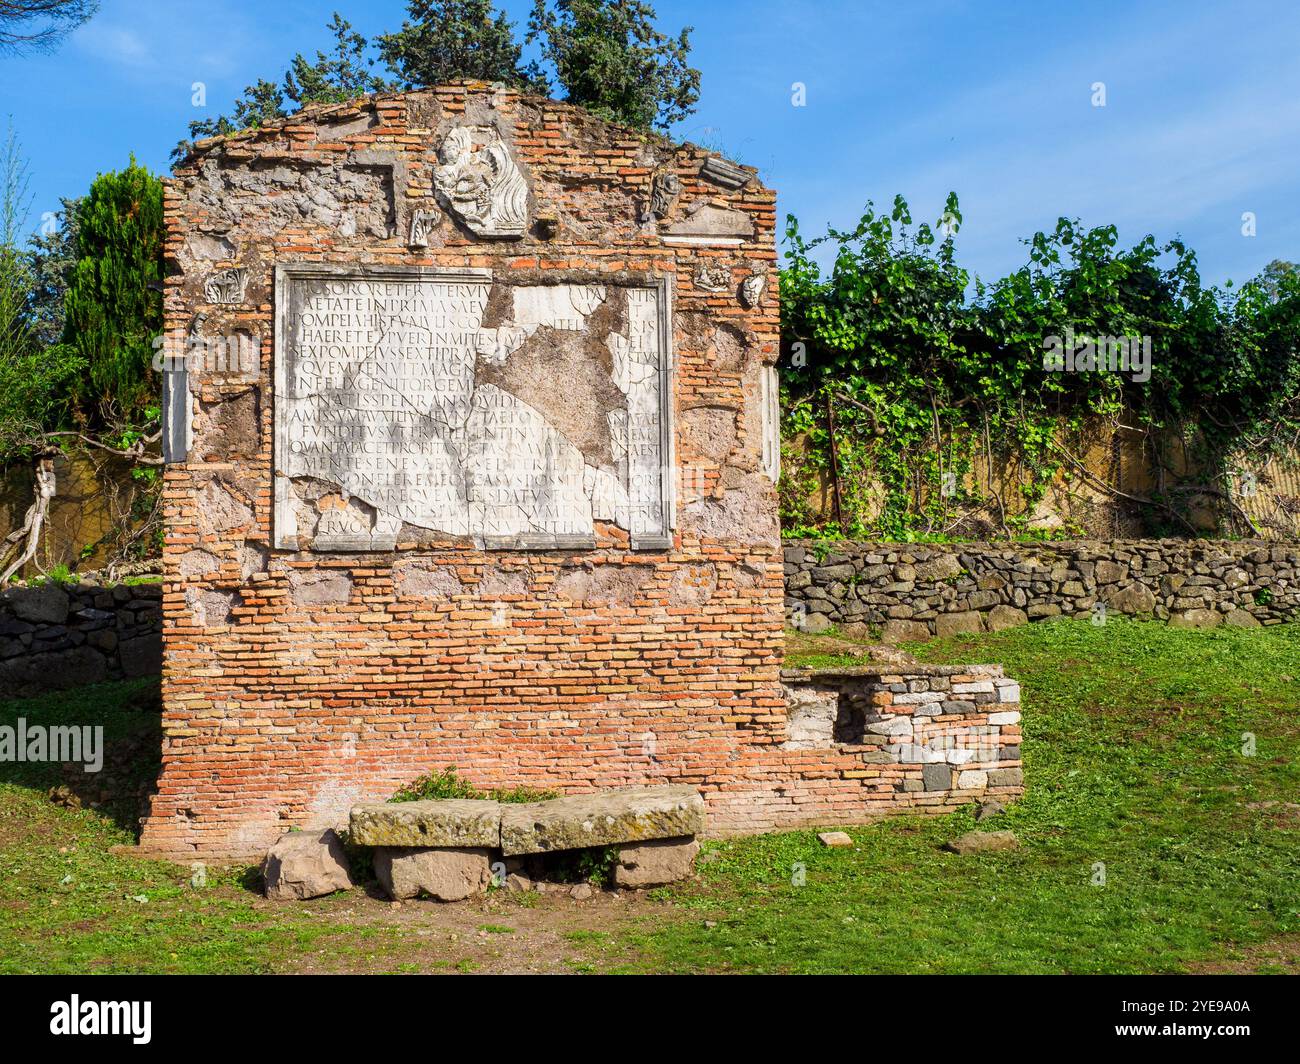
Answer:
779;194;1300;540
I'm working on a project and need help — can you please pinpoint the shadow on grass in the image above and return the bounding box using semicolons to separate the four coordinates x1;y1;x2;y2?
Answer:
0;675;163;838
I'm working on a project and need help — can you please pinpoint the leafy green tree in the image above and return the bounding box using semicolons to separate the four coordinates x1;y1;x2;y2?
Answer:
0;119;33;361
60;157;163;426
176;13;387;160
378;0;545;91
527;0;700;131
173;77;288;161
0;125;83;455
0;0;97;55
22;195;81;347
284;12;389;107
1257;259;1299;303
187;78;288;143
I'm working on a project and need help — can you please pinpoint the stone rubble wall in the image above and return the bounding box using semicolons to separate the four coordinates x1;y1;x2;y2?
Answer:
0;582;162;698
784;539;1300;638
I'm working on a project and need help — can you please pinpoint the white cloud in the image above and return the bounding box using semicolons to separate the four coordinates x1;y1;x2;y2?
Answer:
74;23;150;68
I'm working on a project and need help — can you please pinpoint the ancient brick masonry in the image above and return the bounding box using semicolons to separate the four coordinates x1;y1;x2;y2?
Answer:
140;83;1020;861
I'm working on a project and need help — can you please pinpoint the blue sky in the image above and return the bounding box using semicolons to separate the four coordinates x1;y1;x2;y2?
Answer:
2;0;1296;288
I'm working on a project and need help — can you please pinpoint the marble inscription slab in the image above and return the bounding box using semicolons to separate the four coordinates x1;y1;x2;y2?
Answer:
273;265;674;551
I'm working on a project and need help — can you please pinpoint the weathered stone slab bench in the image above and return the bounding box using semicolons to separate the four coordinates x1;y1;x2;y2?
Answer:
349;799;501;848
343;785;705;901
498;785;704;855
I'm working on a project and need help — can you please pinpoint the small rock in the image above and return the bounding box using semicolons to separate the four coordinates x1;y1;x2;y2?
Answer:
935;611;984;638
8;584;71;624
944;830;1019;856
817;831;854;848
263;829;353;901
801;613;832;634
974;800;1006;823
986;604;1028;632
47;786;81;810
1106;581;1156;615
881;619;931;643
569;883;594;900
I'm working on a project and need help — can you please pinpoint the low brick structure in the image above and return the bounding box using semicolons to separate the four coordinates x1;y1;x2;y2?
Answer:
699;662;1024;838
785;539;1300;637
0;581;162;698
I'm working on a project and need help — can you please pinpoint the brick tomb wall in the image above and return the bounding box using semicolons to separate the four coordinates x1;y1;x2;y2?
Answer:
140;84;1020;860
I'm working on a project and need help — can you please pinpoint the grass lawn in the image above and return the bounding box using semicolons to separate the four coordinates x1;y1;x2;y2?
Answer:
1;618;1297;974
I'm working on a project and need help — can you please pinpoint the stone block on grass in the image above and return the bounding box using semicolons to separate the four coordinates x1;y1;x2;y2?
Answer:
612;836;700;888
374;846;493;901
263;829;352;901
944;830;1019;856
349;799;501;848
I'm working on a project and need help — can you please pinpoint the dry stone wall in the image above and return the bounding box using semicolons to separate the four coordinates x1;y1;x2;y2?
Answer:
0;581;162;698
785;539;1300;638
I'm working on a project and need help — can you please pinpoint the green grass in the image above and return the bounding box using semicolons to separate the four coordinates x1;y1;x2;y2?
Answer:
616;619;1300;973
0;681;378;974
1;620;1296;973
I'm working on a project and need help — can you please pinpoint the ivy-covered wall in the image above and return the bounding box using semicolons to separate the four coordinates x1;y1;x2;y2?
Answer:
778;197;1300;542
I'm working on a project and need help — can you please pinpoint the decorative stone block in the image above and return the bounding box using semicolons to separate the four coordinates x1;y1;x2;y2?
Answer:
272;265;674;552
204;267;248;304
699;155;752;189
663;203;755;246
432;125;529;238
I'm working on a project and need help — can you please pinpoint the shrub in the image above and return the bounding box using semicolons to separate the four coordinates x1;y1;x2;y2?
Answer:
390;766;560;804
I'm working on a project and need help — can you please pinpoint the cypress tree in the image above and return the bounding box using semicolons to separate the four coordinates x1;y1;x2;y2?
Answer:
61;156;163;425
